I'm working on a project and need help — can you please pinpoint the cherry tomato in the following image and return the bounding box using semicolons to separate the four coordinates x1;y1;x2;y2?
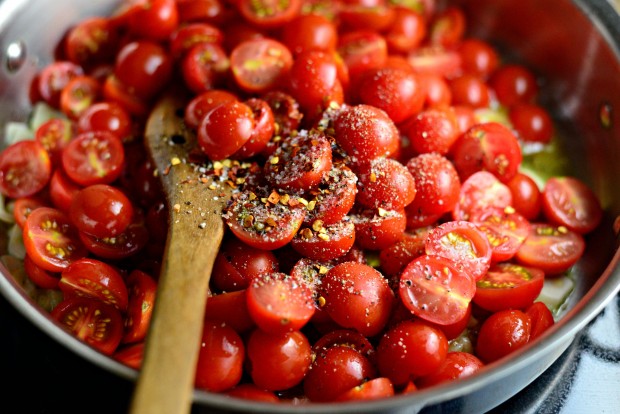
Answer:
415;352;484;388
127;0;179;41
194;320;244;392
197;100;255;160
312;329;376;361
24;254;60;289
337;30;388;79
78;213;150;260
475;309;532;363
69;184;134;238
425;220;492;282
0;140;51;199
469;206;531;262
406;152;461;217
102;74;149;117
230;38;293;94
489;63;538;106
224;189;306;250
64;17;120;67
474;262;545;312
62;131;125;186
509;103;554;143
379;227;430;276
291;219;356;261
49;169;82;213
515;223;585;275
452;171;513;221
238;0;303;29
303;344;377;402
385;6;426;54
246;329;312;391
449;73;491;108
399;255;476;326
506;172;542;220
319;261;395;336
407;45;462;79
334;104;400;164
303;164;358;225
429;6;465;48
264;130;332;192
77;101;133;141
123;270;157;344
541;176;603;234
37;61;84;108
114;41;173;101
51;296;124;355
226;384;279;403
181;42;230;94
211;237;279;292
282;13;338;54
169;22;223;59
206;290;256;333
59;75;101;119
355;158;416;210
451;122;522;183
113;342;144;369
184;90;238;130
177;0;229;25
351;207;407;251
525;301;555;340
357;67;425;124
336;377;395;401
13;196;48;228
246;272;315;333
34;118;75;166
59;257;129;311
377;320;448;385
403;106;460;155
23;207;88;273
457;38;499;79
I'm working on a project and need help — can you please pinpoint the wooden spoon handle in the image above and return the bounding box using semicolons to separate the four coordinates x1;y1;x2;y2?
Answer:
129;94;226;414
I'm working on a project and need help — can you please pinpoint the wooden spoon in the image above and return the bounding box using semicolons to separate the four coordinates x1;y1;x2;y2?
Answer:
129;92;231;414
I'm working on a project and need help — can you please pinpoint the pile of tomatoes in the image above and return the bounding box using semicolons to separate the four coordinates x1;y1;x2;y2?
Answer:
0;0;605;404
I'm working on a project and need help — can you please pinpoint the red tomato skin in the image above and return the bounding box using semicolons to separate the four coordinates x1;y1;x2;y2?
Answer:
226;384;279;403
473;263;545;312
123;270;157;344
246;329;312;391
526;301;555;340
290;220;356;261
69;184;134;238
416;352;484;388
336;377;395;401
282;13;338;54
475;309;532;363
113;342;144;370
0;140;52;199
506;172;542;221
403;106;460;156
194;320;244;392
541;176;603;234
78;102;133;141
127;0;180;41
489;64;538;106
406;153;461;217
59;258;129;311
457;38;499;79
51;296;124;355
114;41;173;100
356;158;416;211
377;320;449;385
450;122;522;183
351;207;407;251
509;103;554;143
238;0;302;29
198;101;254;160
24;255;60;289
303;345;377;402
205;290;256;333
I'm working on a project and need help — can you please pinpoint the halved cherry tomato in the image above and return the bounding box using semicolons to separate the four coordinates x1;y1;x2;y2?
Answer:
78;213;150;260
0;140;52;199
49;168;82;213
399;255;476;325
246;272;315;333
35;118;75;165
453;171;513;221
526;301;555;340
37;61;84;107
470;206;531;262
425;220;492;282
224;189;306;250
113;342;144;370
407;45;462;79
337;30;388;79
13;196;48;228
181;42;230;94
59;257;129;311
474;263;545;312
24;254;60;289
429;6;465;48
541;176;603;234
230;38;294;94
60;75;101;119
303;164;358;225
290;219;355;261
169;22;223;59
379;227;430;276
23;207;88;272
351;207;407;251
64;17;120;67
123;270;157;344
51;296;124;355
238;0;302;29
515;223;585;275
312;329;376;362
62;131;125;186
